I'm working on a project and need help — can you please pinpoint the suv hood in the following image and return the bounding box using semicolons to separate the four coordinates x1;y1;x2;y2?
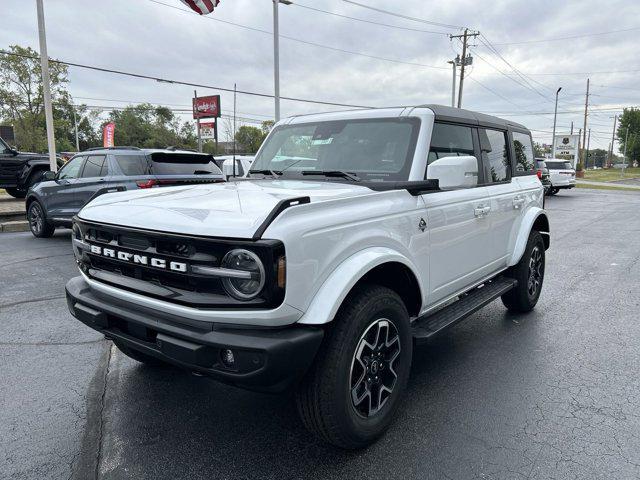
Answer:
78;179;373;238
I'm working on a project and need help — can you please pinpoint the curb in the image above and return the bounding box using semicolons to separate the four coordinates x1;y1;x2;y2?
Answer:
0;220;29;233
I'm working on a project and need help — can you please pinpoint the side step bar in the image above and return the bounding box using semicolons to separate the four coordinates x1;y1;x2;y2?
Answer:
411;277;517;344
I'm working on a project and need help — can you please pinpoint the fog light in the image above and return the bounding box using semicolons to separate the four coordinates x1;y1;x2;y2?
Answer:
220;349;235;368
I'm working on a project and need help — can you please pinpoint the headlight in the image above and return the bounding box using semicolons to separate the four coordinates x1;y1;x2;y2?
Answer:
221;249;265;300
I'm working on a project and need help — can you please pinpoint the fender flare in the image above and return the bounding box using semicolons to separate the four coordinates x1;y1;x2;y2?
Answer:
508;207;550;267
297;247;424;325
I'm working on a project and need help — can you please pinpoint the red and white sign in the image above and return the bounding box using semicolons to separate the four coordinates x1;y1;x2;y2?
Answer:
103;123;115;147
193;95;221;119
200;121;216;139
179;0;219;15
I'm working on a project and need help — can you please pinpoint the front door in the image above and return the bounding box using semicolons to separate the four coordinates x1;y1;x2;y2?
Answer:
73;154;109;211
420;122;496;307
43;155;85;218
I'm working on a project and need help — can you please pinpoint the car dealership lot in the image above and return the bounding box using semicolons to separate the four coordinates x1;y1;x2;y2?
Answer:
2;188;640;480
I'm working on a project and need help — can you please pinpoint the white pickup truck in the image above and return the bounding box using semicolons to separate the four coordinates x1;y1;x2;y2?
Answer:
66;105;549;449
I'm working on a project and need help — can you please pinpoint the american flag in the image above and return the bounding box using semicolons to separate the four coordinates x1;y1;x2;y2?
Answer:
179;0;220;15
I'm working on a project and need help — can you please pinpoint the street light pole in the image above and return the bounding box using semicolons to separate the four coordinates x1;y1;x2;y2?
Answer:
447;57;458;108
272;0;291;122
36;0;57;171
551;87;561;158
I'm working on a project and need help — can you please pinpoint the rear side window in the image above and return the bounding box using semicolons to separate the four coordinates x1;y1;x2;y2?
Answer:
80;155;107;178
428;123;475;164
479;129;509;183
512;132;535;173
58;156;85;180
148;153;222;175
115;155;150;176
546;161;572;170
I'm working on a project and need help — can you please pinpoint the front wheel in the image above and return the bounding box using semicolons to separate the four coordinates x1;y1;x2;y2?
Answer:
296;285;412;449
502;230;545;313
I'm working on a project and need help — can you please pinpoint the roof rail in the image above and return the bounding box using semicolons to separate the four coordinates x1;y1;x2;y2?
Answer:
85;146;141;151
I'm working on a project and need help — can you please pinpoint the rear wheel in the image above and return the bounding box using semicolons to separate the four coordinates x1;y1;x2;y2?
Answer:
502;230;545;313
27;201;55;238
296;285;412;449
548;187;559;195
5;187;25;199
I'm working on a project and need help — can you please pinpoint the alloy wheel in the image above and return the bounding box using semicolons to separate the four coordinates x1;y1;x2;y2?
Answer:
527;246;543;297
349;318;401;418
29;203;43;235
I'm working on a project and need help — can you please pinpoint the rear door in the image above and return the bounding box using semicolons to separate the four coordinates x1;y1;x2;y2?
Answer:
419;122;494;306
482;128;527;268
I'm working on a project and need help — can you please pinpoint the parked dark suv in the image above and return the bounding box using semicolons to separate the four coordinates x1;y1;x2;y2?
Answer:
25;146;224;237
0;136;63;198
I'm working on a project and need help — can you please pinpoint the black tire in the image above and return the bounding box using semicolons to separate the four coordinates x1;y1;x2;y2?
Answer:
114;341;167;367
295;284;412;449
548;187;559;196
5;187;25;199
501;230;545;313
27;200;55;238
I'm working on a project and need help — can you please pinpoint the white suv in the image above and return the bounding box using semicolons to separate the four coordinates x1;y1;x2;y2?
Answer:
545;159;576;195
66;105;549;449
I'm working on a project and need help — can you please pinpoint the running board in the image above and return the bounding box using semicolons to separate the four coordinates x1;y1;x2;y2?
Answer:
411;277;517;344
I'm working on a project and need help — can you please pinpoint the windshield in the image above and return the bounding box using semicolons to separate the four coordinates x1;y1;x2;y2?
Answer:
251;118;420;181
546;161;573;170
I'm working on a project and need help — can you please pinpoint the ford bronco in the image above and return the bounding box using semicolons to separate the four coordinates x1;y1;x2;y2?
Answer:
66;105;549;449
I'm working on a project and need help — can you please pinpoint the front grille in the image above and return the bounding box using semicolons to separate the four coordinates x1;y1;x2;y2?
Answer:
76;220;285;309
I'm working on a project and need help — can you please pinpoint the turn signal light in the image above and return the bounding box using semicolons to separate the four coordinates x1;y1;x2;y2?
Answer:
277;256;286;289
136;179;158;189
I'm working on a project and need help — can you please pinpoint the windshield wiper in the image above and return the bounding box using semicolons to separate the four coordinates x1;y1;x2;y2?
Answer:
301;170;361;182
248;169;282;179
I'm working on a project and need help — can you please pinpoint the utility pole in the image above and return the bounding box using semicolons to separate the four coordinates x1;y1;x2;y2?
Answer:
194;90;202;152
272;0;291;122
581;78;590;168
622;127;629;176
36;0;57;172
552;87;562;157
609;114;617;167
450;29;479;108
233;83;237;178
447;56;459;108
72;106;80;151
586;128;591;169
571;121;574;135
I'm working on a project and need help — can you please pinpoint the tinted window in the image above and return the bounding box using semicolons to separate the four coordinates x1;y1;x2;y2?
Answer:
512;132;535;173
428;123;475;164
546;161;573;170
252;118;420;182
479;129;509;183
149;153;222;175
58;156;85;180
115;155;150;176
80;155;106;178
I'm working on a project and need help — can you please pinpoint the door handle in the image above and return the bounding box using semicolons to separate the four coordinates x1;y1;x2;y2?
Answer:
474;205;491;217
513;196;526;209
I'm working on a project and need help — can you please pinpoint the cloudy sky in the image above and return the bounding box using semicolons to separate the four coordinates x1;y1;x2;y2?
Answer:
3;0;640;150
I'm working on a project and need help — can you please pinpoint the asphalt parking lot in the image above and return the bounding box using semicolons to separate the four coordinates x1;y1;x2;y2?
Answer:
1;188;640;480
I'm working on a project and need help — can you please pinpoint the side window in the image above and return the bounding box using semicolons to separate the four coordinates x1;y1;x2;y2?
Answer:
512;132;535;173
427;123;475;165
114;155;150;176
80;155;106;178
479;129;509;183
58;156;85;180
426;123;479;188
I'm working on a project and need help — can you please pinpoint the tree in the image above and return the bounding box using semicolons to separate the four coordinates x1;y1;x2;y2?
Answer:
0;45;98;152
616;108;640;165
104;104;197;149
235;125;266;153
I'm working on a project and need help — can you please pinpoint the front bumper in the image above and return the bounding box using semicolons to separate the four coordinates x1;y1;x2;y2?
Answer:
66;276;324;392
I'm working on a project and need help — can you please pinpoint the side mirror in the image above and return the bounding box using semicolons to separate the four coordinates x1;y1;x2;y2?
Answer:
426;155;478;189
42;171;56;182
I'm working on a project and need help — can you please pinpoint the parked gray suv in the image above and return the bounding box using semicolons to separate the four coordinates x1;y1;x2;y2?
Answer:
25;147;224;237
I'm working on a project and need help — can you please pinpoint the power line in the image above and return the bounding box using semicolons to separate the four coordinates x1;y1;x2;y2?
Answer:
148;0;448;70
490;26;640;46
291;2;450;35
0;49;374;109
340;0;465;30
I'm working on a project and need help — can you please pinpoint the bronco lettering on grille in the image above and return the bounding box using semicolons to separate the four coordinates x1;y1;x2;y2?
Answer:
89;244;187;272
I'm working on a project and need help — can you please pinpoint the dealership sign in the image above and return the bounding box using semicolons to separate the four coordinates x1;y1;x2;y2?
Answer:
553;134;580;158
103;123;115;148
200;121;217;140
193;95;221;119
